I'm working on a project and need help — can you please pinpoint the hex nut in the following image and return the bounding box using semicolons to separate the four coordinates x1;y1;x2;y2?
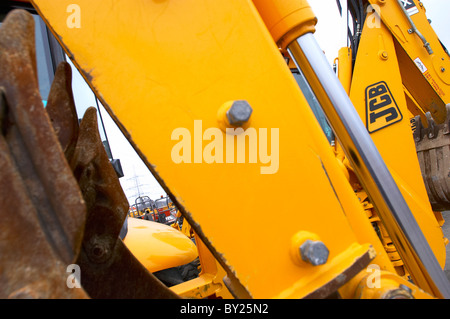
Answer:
226;100;253;126
382;287;414;299
300;240;329;266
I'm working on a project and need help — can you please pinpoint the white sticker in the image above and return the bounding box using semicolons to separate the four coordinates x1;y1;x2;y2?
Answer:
401;0;419;16
414;57;427;73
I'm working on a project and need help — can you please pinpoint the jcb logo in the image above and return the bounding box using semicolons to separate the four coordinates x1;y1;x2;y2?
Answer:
365;81;402;133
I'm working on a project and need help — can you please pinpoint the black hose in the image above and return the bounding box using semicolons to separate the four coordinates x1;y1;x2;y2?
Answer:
336;0;343;16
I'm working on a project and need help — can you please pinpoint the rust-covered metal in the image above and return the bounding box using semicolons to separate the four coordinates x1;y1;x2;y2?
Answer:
46;61;80;161
0;9;179;299
303;248;375;299
0;9;88;298
413;106;450;211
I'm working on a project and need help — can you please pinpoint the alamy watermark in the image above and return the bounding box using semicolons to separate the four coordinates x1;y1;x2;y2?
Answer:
366;4;382;29
66;4;81;29
171;120;279;175
66;264;81;289
366;264;381;288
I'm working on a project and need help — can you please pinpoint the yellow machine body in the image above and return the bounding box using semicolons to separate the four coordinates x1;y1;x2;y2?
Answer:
123;217;198;273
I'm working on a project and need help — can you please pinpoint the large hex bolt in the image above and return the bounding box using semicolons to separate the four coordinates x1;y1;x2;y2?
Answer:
382;285;414;299
226;100;253;126
300;239;329;266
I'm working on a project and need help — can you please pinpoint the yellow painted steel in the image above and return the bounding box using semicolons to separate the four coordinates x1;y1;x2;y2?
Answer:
171;234;233;299
354;270;434;299
251;0;317;50
368;0;450;124
250;4;396;287
258;0;439;298
32;0;379;298
349;15;446;272
254;0;437;295
254;0;446;297
123;217;198;273
336;47;353;95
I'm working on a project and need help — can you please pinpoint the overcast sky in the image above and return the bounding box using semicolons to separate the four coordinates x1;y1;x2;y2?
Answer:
69;0;450;205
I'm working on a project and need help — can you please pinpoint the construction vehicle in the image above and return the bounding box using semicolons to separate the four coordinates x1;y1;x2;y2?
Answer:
154;196;178;225
1;0;450;300
128;195;156;219
122;216;201;288
128;195;178;225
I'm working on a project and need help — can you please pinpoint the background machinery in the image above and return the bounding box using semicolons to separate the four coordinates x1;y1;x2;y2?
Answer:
128;196;155;219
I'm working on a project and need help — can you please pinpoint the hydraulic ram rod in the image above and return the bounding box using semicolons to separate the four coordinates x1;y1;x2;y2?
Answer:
288;33;450;299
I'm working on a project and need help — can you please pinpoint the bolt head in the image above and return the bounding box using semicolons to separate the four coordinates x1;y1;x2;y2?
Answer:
399;284;412;293
226;100;253;126
87;237;111;264
382;286;414;299
300;240;329;266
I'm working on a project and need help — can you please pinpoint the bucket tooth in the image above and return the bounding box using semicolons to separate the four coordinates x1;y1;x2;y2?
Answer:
0;10;88;298
71;107;180;299
46;62;80;161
